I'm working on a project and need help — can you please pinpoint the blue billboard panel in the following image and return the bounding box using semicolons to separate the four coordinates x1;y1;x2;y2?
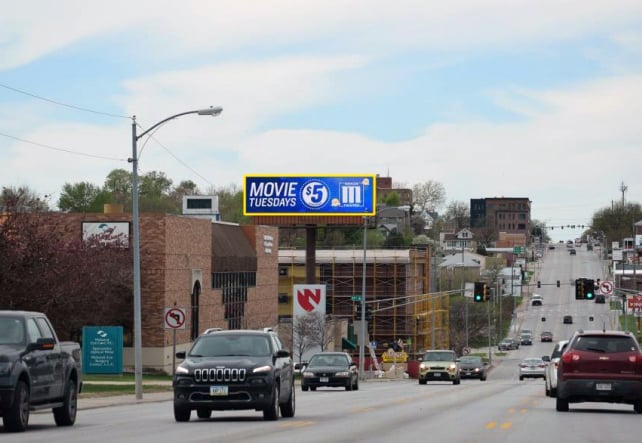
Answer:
243;175;376;215
82;326;123;374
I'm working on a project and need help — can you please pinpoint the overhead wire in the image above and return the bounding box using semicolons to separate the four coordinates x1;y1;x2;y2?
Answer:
1;81;216;187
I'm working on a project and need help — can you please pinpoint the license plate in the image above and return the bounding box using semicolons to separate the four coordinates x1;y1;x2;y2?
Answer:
433;372;441;377
596;383;611;391
466;372;471;376
320;377;329;383
210;385;228;396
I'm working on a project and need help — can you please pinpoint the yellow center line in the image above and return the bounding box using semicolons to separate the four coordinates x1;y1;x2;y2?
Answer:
485;422;497;429
279;420;315;428
507;407;516;414
501;422;512;430
520;408;528;413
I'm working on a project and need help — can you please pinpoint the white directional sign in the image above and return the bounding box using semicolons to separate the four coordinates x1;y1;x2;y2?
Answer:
164;307;187;330
599;280;614;295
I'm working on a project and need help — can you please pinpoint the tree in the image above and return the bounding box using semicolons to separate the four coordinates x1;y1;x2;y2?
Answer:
382;191;401;207
0;211;132;341
590;202;642;247
444;200;470;230
206;184;249;223
58;182;111;212
293;313;321;363
1;186;50;212
412;181;446;213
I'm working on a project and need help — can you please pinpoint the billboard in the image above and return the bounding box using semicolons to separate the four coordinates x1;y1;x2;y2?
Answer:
82;222;129;247
243;175;376;216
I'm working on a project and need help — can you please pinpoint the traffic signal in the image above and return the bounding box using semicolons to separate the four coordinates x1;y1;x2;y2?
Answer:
365;305;373;321
575;278;585;300
354;304;362;320
474;282;488;302
584;279;595;300
557;280;560;288
474;282;484;302
537;281;541;288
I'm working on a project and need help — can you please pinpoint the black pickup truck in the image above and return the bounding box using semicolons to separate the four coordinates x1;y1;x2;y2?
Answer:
0;310;82;432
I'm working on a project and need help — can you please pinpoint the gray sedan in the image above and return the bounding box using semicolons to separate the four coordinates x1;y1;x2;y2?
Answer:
519;357;547;380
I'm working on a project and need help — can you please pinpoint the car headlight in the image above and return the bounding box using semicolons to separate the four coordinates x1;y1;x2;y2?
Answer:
302;371;314;378
175;365;190;375
335;371;350;377
419;363;427;370
448;364;457;371
253;365;273;374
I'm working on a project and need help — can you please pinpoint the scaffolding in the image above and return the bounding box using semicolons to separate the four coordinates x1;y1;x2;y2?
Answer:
279;248;448;357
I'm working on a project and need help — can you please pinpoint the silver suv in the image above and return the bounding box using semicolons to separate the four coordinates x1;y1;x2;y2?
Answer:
543;339;569;397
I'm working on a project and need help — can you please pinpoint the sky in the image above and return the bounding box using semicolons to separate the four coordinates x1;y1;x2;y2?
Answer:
2;0;641;243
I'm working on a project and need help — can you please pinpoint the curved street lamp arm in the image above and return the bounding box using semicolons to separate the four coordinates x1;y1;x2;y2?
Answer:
135;107;223;140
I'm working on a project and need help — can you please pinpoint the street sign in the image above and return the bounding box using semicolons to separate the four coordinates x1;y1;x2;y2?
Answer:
164;307;187;330
513;246;524;254
627;296;642;310
351;295;362;302
599;280;614;295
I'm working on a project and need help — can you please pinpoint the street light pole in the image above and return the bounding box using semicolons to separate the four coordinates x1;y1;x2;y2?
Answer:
129;106;222;400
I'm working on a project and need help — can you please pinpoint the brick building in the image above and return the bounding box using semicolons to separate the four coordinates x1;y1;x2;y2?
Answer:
40;211;278;373
470;197;532;245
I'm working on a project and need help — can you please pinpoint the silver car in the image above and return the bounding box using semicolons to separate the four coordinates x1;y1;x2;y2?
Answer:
543;340;569;397
519;357;547;380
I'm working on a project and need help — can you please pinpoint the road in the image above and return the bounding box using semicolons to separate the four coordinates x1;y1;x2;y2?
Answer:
4;244;642;442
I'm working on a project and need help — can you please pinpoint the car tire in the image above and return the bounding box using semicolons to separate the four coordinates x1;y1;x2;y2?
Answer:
419;378;427;385
301;385;309;392
353;379;359;390
310;386;317;391
53;378;78;426
263;384;280;421
519;376;524;381
550;387;557;397
174;404;191;422
2;380;30;432
453;378;460;385
480;376;486;381
345;380;353;391
196;408;211;419
280;382;295;418
634;400;642;414
556;396;569;412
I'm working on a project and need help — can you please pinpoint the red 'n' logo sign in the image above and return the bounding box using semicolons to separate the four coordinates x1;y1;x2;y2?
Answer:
297;289;321;312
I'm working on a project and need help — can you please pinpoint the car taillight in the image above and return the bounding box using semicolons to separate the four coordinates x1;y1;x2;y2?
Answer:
629;354;642;363
538;364;547;368
554;362;559;369
519;364;526;368
561;352;580;363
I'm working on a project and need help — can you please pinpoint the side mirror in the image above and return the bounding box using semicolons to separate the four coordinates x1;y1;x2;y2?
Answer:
275;349;290;358
542;355;551;362
176;351;186;359
26;337;56;352
418;357;423;362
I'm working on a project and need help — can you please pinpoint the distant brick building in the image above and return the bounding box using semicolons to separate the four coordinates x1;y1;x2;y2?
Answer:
470;197;532;245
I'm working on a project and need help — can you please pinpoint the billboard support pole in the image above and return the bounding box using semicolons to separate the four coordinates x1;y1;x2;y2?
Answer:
359;217;367;380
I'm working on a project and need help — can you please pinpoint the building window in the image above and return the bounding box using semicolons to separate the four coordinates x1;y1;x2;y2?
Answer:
278;293;289;304
212;271;257;330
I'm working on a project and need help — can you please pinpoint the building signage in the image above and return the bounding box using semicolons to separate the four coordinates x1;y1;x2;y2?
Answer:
82;326;123;374
82;222;129;247
627;296;642;310
243;175;376;215
293;284;327;318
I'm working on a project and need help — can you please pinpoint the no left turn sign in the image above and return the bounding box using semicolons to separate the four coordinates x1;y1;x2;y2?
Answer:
164;307;187;330
599;281;614;295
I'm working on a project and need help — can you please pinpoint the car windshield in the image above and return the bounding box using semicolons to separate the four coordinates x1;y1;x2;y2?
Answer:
423;351;455;361
459;357;482;364
189;334;271;357
541;332;552;336
307;354;350;367
523;358;544;365
0;317;25;345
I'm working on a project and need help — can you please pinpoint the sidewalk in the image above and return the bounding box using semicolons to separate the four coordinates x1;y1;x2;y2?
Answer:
78;390;173;410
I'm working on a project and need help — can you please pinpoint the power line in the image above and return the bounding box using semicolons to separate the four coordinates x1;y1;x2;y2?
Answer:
0;82;130;119
0;131;127;162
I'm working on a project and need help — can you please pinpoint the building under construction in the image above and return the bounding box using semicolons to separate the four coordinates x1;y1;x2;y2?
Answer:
278;248;450;357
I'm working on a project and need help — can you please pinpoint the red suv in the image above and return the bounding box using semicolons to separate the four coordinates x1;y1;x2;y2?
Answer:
556;330;642;413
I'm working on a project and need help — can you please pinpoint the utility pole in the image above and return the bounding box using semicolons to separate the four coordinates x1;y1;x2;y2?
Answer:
620;181;627;208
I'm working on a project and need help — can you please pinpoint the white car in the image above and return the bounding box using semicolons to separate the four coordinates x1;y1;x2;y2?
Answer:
531;295;543;306
543;340;569;397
